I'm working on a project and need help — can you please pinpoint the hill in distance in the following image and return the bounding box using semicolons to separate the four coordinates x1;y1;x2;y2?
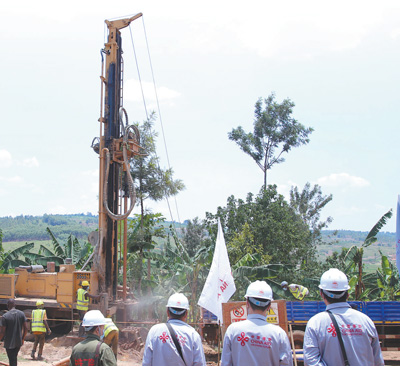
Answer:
0;214;396;270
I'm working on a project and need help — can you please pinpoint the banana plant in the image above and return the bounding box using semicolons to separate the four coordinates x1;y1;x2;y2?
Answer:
374;250;400;300
0;242;34;272
38;228;92;268
344;209;392;300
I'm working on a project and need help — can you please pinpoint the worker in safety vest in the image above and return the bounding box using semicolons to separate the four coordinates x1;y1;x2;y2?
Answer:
221;281;293;366
69;310;116;366
30;300;51;360
77;280;100;336
103;318;119;360
303;268;384;366
280;281;309;300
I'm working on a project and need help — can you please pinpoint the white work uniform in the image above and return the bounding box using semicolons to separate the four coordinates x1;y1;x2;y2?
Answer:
303;302;384;366
142;319;206;366
221;314;293;366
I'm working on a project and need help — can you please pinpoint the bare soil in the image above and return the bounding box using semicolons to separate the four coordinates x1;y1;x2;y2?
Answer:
0;337;221;366
0;338;397;366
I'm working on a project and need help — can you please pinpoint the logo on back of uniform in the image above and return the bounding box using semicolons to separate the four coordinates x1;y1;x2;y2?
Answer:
327;323;337;337
237;332;249;346
160;332;170;343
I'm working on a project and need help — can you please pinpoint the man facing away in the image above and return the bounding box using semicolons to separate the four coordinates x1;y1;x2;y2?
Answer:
142;293;206;366
30;300;51;360
0;299;28;366
221;280;293;366
303;268;384;366
280;281;309;301
69;310;117;366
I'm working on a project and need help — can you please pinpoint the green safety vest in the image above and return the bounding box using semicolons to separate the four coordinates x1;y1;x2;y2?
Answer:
77;288;89;311
104;322;119;338
31;309;46;333
289;285;308;301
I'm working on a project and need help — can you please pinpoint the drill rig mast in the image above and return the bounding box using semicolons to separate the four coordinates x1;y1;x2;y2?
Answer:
92;14;143;303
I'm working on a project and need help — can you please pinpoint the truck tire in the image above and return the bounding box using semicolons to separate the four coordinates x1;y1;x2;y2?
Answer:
292;330;305;349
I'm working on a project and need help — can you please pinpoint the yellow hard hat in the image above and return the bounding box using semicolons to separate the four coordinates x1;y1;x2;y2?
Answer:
36;300;44;307
82;280;90;287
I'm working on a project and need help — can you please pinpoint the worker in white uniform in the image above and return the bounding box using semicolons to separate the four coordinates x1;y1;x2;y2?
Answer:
303;268;384;366
221;280;293;366
142;293;206;366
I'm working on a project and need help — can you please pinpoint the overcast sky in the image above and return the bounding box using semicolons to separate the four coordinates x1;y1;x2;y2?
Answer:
1;0;399;233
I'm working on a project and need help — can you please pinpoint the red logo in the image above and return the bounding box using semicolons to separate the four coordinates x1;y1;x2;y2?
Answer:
237;332;249;346
327;323;337;337
160;332;169;343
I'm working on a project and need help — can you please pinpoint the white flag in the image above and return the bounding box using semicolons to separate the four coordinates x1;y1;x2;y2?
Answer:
198;218;236;323
396;195;400;275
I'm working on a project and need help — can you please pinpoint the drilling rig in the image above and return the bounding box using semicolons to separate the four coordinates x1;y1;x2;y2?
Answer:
0;14;143;331
90;13;143;314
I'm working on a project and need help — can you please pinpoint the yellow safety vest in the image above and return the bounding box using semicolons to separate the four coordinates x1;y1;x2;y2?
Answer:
104;322;119;338
31;309;46;333
77;288;89;311
289;285;308;301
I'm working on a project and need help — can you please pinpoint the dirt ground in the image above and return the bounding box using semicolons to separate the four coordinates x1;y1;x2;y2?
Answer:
0;338;397;365
0;337;219;366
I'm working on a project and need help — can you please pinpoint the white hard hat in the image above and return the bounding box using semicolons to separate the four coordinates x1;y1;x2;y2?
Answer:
245;280;273;301
104;318;113;324
82;310;107;327
166;293;189;310
319;268;350;292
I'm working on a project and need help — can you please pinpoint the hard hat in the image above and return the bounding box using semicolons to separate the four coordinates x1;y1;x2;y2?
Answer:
36;300;44;307
104;318;113;324
245;280;273;301
82;280;89;287
166;293;189;310
319;268;350;292
82;310;106;327
280;281;288;287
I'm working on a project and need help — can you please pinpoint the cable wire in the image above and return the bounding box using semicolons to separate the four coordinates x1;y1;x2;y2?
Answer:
128;18;182;229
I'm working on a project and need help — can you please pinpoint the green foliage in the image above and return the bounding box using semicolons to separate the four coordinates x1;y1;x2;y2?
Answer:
0;242;34;272
181;217;209;258
130;113;185;215
228;93;313;188
127;213;167;297
0;228;3;252
205;186;313;269
374;250;400;300
343;209;393;300
0;214;97;242
39;228;93;269
290;182;334;246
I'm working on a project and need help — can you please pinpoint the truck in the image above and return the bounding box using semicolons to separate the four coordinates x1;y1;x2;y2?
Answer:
0;14;144;332
286;301;400;350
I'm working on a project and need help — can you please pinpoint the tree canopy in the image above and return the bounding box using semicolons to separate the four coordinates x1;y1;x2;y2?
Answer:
205;186;313;269
228;93;314;188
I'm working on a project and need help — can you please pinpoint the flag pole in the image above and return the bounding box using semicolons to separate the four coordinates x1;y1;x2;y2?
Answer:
217;320;221;365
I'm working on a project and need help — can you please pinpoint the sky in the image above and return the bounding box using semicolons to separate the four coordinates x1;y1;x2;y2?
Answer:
1;0;400;233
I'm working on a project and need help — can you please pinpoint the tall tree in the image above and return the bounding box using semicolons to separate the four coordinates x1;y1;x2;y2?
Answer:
131;112;185;218
181;217;208;258
290;182;333;246
228;93;314;188
130;112;185;297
